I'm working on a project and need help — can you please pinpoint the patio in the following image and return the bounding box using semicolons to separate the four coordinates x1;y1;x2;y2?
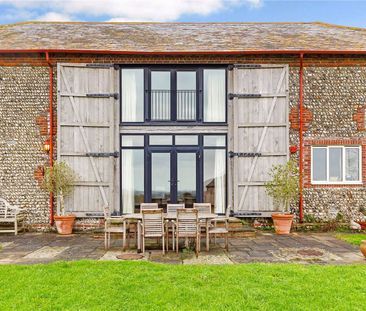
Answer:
0;232;364;265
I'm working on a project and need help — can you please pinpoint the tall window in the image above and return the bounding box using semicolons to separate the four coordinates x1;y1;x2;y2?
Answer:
151;71;171;120
120;67;226;123
121;135;145;213
203;69;226;122
177;71;196;120
203;135;226;213
121;69;144;122
311;146;362;184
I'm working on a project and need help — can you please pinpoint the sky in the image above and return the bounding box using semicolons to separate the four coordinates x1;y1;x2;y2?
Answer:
0;0;365;28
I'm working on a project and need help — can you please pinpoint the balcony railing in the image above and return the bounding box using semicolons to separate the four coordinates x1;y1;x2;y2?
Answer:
150;90;196;121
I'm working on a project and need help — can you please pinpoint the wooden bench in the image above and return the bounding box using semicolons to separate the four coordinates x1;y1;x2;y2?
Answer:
0;198;25;235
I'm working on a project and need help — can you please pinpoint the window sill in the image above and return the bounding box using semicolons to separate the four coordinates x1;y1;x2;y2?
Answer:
307;182;364;188
311;181;363;185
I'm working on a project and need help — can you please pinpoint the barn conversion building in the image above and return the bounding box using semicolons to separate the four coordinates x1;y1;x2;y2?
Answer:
0;22;365;230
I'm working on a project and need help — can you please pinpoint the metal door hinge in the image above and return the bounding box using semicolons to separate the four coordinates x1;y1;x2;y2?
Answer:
85;212;104;217
86;93;119;100
228;93;262;100
228;64;262;70
228;151;261;158
86;152;119;158
234;212;264;217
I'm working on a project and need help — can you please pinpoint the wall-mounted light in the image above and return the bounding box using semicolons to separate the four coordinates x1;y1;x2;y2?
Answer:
289;145;298;154
43;139;50;153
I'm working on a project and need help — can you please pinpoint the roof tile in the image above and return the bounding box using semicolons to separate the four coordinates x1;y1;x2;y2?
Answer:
0;22;366;52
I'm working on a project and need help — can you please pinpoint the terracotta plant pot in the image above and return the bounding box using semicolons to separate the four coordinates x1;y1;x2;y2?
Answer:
360;240;366;258
272;213;294;235
357;221;366;230
54;215;76;235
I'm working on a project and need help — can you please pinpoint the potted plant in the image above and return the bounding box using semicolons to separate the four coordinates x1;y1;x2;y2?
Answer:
42;161;77;235
357;207;366;230
265;159;299;235
360;240;366;258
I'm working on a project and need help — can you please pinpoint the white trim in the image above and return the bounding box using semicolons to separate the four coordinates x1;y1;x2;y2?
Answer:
311;145;362;185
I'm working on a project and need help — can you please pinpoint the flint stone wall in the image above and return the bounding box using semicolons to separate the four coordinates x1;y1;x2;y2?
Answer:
0;64;365;227
0;66;51;226
289;66;366;221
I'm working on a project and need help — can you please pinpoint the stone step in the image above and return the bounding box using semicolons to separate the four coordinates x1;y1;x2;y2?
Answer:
214;217;254;229
228;227;256;238
214;218;257;238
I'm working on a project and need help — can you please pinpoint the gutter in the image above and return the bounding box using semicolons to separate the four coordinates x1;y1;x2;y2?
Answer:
1;49;366;225
0;49;366;55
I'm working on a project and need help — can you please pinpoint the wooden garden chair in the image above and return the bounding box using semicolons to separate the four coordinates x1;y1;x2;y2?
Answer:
140;203;159;211
104;206;130;250
139;203;159;246
193;203;212;214
175;208;200;257
207;205;231;251
193;202;212;236
141;209;166;254
166;203;185;251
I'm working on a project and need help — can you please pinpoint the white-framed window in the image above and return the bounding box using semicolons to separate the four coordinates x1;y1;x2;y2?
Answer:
311;146;362;184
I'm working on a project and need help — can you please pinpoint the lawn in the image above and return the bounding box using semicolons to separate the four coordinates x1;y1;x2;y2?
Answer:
0;261;365;311
336;233;366;246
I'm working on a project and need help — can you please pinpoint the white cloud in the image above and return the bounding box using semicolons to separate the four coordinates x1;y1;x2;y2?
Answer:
37;12;72;22
0;0;263;22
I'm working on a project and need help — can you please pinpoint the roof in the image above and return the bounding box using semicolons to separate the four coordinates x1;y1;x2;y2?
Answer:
1;22;366;53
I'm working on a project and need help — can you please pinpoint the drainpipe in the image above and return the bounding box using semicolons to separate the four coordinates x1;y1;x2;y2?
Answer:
299;53;304;223
45;52;54;226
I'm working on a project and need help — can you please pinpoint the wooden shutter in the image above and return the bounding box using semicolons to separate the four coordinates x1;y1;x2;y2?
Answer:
57;63;119;217
229;64;289;217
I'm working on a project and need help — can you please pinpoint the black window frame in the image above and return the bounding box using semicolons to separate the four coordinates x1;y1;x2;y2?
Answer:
119;65;228;125
120;133;228;215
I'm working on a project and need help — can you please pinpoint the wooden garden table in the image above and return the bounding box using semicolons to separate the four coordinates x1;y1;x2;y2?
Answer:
121;212;218;252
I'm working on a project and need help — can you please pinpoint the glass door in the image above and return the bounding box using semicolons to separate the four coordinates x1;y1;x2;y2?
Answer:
176;151;198;208
150;151;172;209
148;148;199;210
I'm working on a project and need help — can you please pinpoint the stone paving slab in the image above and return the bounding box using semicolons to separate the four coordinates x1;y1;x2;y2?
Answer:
183;254;233;265
100;250;129;261
0;232;364;265
0;242;14;249
149;251;182;264
23;246;68;259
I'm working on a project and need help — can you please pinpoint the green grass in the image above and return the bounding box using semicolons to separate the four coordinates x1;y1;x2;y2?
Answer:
0;261;366;310
336;233;366;246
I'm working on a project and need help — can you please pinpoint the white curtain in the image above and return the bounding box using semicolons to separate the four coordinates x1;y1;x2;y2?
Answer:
204;70;225;122
122;69;142;122
214;150;226;213
122;150;134;213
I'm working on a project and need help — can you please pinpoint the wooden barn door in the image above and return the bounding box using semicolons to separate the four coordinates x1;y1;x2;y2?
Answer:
229;64;289;216
57;63;119;217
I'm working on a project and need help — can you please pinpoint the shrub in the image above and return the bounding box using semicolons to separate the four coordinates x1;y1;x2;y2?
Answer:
265;159;299;213
42;161;77;215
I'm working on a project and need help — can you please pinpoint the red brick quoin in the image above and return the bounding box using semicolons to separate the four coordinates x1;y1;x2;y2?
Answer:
36;112;57;136
33;165;44;185
289;107;313;131
303;138;366;188
36;113;48;136
353;106;365;131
